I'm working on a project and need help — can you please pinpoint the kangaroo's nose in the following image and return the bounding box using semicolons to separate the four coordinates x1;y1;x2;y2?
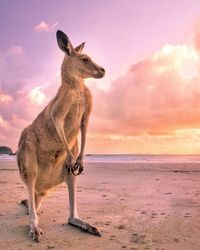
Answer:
100;67;105;73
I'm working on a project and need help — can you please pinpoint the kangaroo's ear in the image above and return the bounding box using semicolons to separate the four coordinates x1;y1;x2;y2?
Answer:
74;42;85;53
56;30;73;56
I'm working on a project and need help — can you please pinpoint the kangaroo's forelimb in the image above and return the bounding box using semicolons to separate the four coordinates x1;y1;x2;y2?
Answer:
51;94;76;168
74;95;92;176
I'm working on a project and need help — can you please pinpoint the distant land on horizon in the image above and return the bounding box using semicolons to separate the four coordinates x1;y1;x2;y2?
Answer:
0;146;15;155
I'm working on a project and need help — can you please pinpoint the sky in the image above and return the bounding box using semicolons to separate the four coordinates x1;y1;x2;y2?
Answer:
1;1;200;154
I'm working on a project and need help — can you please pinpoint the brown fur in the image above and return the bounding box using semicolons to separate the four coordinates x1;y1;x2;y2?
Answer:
17;30;105;241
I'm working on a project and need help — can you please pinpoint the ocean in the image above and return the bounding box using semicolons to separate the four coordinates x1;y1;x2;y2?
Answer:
1;154;200;164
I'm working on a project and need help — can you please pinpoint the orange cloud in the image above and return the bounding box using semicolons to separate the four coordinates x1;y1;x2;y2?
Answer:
89;42;200;139
86;129;200;154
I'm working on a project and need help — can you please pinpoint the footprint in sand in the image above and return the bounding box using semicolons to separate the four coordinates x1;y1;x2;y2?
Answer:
184;212;192;218
86;216;91;219
173;238;180;242
130;233;147;244
109;235;116;240
117;225;125;229
47;245;55;249
105;221;111;225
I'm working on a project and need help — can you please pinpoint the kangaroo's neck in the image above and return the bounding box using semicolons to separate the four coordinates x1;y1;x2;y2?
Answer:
56;78;83;100
62;75;84;89
61;60;84;90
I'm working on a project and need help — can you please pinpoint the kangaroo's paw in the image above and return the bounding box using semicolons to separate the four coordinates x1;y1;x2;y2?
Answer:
68;218;101;237
29;226;43;242
72;163;83;176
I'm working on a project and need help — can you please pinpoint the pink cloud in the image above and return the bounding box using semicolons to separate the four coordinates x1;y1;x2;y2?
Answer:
7;46;23;56
34;21;58;32
28;86;46;105
0;45;52;150
0;92;12;103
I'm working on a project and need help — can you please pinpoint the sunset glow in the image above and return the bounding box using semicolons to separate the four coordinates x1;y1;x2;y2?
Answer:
1;1;200;154
153;44;200;77
0;93;12;103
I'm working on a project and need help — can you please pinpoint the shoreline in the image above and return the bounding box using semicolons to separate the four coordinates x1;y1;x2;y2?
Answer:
2;153;200;164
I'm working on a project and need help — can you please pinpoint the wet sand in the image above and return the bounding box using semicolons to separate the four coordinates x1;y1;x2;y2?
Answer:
0;160;200;250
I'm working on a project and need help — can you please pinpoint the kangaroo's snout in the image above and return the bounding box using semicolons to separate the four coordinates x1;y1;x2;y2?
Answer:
99;67;105;78
94;66;105;79
100;67;105;73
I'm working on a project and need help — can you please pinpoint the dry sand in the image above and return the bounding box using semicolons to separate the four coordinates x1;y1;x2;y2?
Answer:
0;160;200;250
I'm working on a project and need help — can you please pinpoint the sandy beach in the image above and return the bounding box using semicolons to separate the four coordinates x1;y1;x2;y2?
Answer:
0;159;200;250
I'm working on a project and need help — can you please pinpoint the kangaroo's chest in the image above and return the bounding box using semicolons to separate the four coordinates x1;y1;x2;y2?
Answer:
64;92;86;131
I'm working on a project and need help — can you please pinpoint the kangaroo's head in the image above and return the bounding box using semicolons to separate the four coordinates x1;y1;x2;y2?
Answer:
56;30;105;80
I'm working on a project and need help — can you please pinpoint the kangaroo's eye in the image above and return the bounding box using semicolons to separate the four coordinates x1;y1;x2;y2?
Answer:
81;58;89;63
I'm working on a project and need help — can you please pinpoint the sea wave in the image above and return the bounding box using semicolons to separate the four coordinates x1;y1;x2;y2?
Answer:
1;154;200;164
84;154;200;164
0;155;16;161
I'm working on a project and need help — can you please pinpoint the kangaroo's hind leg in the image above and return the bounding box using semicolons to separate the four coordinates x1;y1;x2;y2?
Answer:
27;181;43;241
66;140;101;236
21;192;46;214
17;146;43;242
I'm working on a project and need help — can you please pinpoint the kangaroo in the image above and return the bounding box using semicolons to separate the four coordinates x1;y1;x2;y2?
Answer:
17;30;105;242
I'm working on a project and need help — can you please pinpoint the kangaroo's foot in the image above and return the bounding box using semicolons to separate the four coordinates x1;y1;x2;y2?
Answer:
29;224;43;242
68;218;101;237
